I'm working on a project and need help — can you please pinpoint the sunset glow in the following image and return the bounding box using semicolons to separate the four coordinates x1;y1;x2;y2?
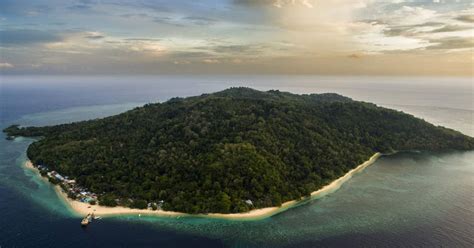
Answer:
1;0;473;75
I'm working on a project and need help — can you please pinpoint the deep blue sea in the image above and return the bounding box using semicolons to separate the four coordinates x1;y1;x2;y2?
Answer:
0;75;473;247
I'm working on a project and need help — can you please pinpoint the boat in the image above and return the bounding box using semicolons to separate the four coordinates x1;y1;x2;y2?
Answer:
81;217;89;226
81;213;92;226
93;216;101;220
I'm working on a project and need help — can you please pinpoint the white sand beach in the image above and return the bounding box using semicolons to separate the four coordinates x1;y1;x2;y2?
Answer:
25;152;381;220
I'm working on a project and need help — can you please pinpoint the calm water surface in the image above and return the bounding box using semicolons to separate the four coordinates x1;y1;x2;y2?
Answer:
0;76;472;247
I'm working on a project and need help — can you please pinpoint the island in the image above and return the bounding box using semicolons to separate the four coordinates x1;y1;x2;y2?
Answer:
4;87;474;218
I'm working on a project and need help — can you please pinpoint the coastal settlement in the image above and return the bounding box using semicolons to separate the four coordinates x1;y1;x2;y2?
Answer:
32;162;168;225
34;163;166;210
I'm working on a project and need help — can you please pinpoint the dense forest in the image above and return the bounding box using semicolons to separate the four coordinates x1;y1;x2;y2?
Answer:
4;87;474;214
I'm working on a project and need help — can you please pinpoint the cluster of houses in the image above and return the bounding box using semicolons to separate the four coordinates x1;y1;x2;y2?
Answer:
37;165;98;204
147;200;165;210
36;164;166;209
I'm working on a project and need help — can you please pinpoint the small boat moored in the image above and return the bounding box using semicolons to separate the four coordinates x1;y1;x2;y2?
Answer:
81;217;89;226
81;213;92;227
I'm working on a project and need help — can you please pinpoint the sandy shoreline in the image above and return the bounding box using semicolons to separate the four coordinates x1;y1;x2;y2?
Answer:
24;152;381;220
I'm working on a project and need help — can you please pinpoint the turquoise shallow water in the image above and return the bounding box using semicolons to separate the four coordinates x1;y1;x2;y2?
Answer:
1;76;473;247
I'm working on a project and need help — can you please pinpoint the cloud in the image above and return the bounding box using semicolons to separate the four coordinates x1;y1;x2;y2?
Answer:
182;16;217;25
234;0;315;8
348;54;362;59
84;31;105;39
173;60;191;65
391;6;437;25
125;41;166;55
273;0;314;8
0;62;14;68
190;42;292;58
119;13;151;19
202;59;220;64
455;15;474;23
1;0;473;75
0;0;54;16
235;0;374;10
152;16;183;26
430;25;472;33
383;22;471;36
116;1;171;13
68;0;98;11
233;0;275;7
210;44;265;55
124;38;162;41
151;16;217;27
356;4;474;52
170;51;213;59
0;29;63;46
427;37;474;50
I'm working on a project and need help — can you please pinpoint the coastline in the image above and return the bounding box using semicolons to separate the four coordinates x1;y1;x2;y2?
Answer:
24;152;381;220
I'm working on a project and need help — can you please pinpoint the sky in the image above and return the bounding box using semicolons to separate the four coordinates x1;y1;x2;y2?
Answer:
0;0;473;76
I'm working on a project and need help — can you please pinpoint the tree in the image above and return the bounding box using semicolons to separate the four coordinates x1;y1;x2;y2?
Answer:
98;195;117;207
215;192;231;213
131;199;148;209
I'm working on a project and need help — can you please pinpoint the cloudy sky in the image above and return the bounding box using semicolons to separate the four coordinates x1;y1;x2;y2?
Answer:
0;0;473;75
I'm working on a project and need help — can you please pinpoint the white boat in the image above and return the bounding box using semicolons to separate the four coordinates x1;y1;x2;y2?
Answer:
81;214;91;226
81;218;89;226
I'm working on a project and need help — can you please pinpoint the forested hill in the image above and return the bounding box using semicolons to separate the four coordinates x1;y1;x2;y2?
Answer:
4;87;474;214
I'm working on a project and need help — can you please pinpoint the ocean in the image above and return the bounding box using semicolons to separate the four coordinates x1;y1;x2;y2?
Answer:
0;75;472;247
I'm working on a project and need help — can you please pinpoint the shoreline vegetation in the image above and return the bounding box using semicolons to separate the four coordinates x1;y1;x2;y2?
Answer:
24;153;381;220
